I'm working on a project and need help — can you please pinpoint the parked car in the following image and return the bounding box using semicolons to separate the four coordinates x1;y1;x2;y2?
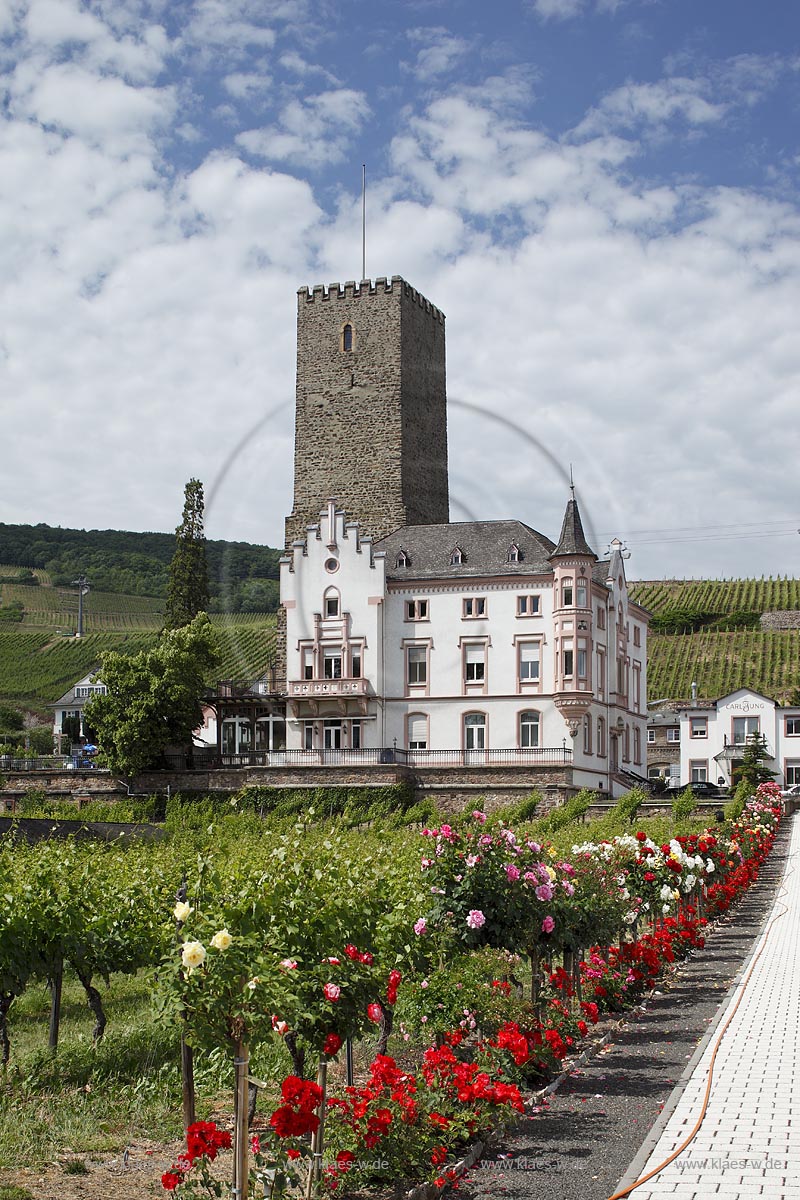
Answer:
780;783;800;800
663;781;725;798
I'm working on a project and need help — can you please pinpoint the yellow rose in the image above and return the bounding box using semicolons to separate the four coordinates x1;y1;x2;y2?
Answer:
181;941;206;969
173;902;193;923
545;866;557;881
210;929;233;951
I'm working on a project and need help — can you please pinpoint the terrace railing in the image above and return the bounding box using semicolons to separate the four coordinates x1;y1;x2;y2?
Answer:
164;747;574;770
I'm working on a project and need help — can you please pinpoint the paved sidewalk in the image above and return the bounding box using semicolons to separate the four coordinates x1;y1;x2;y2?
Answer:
614;813;800;1200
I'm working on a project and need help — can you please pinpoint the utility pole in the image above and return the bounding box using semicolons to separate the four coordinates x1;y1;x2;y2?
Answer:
72;575;90;638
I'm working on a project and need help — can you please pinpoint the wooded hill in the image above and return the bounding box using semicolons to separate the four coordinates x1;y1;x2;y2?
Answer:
0;522;280;613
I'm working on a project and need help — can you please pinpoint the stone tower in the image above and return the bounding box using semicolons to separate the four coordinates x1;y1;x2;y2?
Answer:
285;275;449;545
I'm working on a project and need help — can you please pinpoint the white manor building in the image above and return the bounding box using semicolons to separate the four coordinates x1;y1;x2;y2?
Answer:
675;688;800;790
280;496;649;797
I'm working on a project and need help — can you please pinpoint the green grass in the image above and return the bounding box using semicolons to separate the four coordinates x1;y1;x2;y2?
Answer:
0;972;185;1168
0;965;294;1170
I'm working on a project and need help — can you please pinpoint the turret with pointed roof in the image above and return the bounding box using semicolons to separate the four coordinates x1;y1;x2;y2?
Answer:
550;489;597;561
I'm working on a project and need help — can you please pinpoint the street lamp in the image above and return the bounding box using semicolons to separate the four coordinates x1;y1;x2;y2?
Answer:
72;575;90;638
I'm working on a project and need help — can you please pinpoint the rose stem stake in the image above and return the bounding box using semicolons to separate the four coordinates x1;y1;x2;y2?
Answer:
175;878;195;1128
233;1040;250;1200
306;1058;328;1199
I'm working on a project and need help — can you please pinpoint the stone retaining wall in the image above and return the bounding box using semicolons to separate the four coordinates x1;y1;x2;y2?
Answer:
760;610;800;630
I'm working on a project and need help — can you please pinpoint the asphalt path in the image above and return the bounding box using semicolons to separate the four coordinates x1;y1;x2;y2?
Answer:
456;818;792;1200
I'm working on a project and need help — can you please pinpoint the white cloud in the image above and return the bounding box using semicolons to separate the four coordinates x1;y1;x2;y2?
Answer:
9;59;174;148
575;77;726;138
405;26;471;82
23;0;170;83
223;70;272;100
278;49;339;84
237;88;370;169
531;0;628;18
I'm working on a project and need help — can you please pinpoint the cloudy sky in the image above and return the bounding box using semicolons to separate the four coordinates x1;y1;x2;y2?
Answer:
1;0;799;581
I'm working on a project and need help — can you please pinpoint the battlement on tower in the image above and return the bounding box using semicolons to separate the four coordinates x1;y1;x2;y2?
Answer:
297;276;445;324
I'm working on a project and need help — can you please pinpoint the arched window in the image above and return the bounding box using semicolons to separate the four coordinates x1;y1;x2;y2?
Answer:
342;323;354;352
583;713;592;754
323;587;340;618
519;710;540;749
463;712;486;751
597;716;606;756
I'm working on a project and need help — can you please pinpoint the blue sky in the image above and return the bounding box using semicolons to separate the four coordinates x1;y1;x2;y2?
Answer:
1;0;799;580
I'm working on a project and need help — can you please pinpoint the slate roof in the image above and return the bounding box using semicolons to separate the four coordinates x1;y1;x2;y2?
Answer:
552;497;596;558
376;520;557;581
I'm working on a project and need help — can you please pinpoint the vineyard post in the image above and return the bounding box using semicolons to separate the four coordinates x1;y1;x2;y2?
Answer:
233;1040;250;1200
48;956;63;1051
181;1034;195;1129
175;876;195;1128
306;1058;328;1196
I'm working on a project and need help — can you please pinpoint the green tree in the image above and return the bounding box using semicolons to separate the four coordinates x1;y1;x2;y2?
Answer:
84;613;219;776
164;479;210;630
735;732;776;793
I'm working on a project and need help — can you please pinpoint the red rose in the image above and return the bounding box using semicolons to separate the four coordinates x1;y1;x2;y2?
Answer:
324;1032;343;1056
270;1106;319;1138
162;1173;181;1191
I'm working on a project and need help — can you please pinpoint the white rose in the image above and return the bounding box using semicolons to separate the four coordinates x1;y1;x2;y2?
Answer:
660;884;673;901
683;874;697;893
210;929;232;951
181;941;206;969
706;859;715;874
173;902;192;923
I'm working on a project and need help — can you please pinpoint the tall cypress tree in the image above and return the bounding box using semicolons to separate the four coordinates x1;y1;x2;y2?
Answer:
164;479;210;630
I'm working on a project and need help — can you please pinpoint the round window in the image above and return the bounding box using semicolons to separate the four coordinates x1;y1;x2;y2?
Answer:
325;557;339;573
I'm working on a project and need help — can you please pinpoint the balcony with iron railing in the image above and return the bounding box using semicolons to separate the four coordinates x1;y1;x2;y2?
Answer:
164;746;574;770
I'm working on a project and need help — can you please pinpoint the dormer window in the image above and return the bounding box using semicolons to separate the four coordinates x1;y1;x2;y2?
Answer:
507;543;521;563
396;549;410;568
450;546;465;566
342;323;354;352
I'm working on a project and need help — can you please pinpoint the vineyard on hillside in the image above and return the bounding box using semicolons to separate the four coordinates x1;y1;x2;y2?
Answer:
647;629;800;701
630;578;800;700
0;619;277;707
630;577;800;617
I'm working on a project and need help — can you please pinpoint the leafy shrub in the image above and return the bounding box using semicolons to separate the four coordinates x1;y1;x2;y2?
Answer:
671;786;697;823
534;788;594;835
725;780;751;822
494;790;544;826
613;786;648;825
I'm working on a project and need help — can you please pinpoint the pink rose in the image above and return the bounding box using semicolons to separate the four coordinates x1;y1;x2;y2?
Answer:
323;983;341;1003
542;915;555;934
414;918;427;936
505;864;521;881
466;909;486;930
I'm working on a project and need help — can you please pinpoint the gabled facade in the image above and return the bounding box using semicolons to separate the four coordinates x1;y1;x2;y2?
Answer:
280;498;649;796
51;671;106;750
676;688;800;789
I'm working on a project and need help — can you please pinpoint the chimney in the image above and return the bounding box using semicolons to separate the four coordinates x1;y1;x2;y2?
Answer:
691;681;698;702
